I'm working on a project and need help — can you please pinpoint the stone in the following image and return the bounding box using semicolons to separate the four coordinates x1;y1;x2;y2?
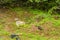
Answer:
37;26;43;30
10;34;18;38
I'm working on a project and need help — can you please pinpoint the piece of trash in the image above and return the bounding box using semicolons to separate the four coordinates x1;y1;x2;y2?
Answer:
14;18;25;26
16;21;25;26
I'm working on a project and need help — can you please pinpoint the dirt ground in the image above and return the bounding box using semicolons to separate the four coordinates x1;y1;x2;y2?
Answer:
0;8;60;40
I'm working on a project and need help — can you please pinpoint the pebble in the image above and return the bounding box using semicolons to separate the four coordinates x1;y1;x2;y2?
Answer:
10;34;20;40
10;34;18;38
37;26;43;30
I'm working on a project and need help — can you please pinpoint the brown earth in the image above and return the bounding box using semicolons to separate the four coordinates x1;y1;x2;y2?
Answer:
0;8;60;40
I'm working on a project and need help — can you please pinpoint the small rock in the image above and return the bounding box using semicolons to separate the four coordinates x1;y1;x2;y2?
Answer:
10;34;18;38
37;26;43;30
10;34;20;40
16;37;20;40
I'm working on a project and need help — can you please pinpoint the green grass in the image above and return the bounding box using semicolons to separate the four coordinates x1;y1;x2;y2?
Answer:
0;7;60;40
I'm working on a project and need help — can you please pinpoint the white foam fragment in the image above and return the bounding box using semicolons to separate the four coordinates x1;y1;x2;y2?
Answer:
16;21;25;26
14;18;25;26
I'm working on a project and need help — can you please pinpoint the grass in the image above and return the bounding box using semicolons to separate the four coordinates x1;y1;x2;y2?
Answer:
0;7;60;40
